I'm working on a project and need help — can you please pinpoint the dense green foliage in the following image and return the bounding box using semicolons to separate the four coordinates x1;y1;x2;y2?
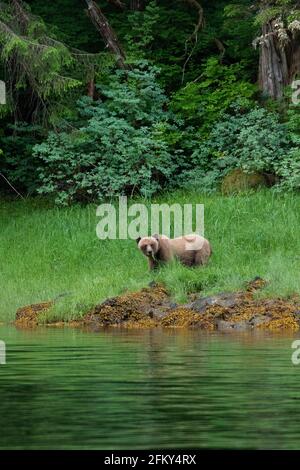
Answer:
178;105;297;192
0;0;89;120
34;66;180;204
0;0;299;199
170;58;257;134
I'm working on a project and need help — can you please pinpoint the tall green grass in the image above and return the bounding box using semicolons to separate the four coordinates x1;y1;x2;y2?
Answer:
1;190;300;322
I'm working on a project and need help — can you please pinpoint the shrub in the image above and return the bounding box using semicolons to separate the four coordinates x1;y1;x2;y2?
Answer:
34;66;180;205
170;58;257;135
177;105;297;192
276;149;300;191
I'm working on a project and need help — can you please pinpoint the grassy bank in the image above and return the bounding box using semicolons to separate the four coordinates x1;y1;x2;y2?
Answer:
1;190;300;323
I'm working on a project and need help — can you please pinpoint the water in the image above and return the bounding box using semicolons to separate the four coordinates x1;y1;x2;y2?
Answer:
0;325;299;450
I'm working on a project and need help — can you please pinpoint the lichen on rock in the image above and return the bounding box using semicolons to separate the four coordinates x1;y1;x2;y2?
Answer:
15;301;53;328
84;284;173;328
14;278;300;332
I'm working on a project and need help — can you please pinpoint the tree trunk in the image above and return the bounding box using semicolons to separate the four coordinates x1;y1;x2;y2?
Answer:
87;78;96;99
130;0;145;10
85;0;128;69
257;20;300;99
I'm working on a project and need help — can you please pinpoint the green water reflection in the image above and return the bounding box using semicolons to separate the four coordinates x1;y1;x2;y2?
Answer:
0;325;299;449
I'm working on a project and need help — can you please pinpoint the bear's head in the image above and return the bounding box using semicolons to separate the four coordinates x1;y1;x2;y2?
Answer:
136;234;159;258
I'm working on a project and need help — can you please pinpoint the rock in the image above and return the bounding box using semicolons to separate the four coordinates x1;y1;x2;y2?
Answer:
248;315;269;327
246;277;267;292
14;279;300;333
15;301;53;328
221;169;267;195
14;293;73;328
85;284;174;327
161;308;215;330
187;292;245;313
150;303;178;320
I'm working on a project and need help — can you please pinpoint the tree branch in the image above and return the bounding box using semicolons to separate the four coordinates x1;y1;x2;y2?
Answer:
181;0;204;83
85;0;128;69
107;0;125;9
183;0;204;41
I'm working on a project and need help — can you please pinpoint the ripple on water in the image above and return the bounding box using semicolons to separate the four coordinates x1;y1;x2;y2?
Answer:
0;326;299;449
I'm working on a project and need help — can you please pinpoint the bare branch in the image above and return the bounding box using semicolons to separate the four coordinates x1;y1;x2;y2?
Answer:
85;0;128;69
181;0;205;83
214;38;225;62
183;0;204;41
0;172;25;199
107;0;125;9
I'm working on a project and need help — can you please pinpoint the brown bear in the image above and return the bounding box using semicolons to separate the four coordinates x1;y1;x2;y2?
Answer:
136;234;212;270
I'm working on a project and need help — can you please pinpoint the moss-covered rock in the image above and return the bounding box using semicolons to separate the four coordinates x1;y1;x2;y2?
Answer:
221;169;267;195
84;284;173;328
15;301;53;328
14;279;300;332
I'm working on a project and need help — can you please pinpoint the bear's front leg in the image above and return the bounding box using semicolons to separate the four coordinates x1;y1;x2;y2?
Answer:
148;257;158;271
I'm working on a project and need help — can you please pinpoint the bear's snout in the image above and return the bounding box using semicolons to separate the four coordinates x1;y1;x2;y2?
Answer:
146;245;153;256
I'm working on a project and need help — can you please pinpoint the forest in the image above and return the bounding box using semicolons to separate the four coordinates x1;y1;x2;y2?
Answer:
0;0;299;202
1;0;300;322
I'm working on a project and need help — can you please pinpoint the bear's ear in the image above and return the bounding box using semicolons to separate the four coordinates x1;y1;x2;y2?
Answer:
152;233;159;241
136;237;141;244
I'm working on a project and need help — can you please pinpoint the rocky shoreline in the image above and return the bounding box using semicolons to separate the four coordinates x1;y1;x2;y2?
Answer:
14;278;300;332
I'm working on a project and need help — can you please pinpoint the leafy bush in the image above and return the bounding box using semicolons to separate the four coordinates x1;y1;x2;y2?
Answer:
275;149;300;191
34;66;180;205
276;105;300;190
177;105;297;192
125;1;160;57
286;107;300;145
170;58;257;135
